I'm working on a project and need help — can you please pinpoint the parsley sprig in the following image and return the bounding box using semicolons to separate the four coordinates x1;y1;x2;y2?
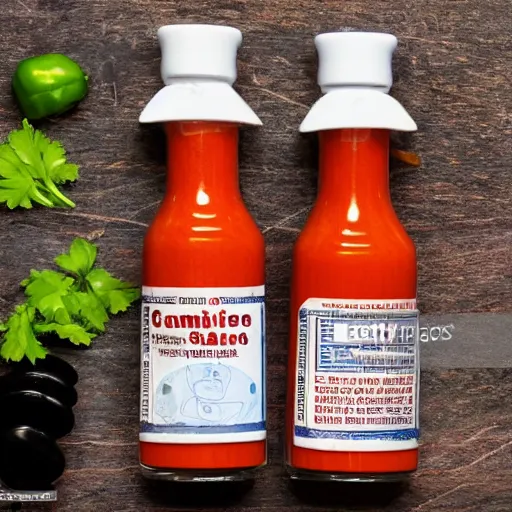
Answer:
0;119;78;208
0;238;140;363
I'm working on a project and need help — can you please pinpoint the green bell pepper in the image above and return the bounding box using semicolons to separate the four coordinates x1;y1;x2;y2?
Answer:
12;54;88;120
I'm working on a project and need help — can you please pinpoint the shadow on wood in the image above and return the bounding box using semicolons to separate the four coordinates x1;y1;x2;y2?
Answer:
143;479;255;508
290;479;408;509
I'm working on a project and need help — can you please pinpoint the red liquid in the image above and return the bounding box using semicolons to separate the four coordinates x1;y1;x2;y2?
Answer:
141;122;266;473
286;128;418;476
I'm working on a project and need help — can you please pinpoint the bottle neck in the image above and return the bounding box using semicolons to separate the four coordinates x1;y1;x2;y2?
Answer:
165;121;240;205
317;128;391;217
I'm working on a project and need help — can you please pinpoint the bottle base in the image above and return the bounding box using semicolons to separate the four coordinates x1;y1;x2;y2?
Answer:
287;466;412;483
140;464;261;482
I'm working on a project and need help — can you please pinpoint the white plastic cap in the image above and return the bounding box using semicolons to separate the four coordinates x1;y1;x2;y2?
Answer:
300;31;416;133
316;32;397;93
140;24;261;125
158;24;241;85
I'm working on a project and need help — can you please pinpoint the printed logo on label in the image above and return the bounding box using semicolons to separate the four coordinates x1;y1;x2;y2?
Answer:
294;298;419;452
140;286;266;445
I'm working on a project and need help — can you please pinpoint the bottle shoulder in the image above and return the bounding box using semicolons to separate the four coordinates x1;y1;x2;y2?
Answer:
295;207;415;260
292;210;417;298
143;201;265;286
145;200;264;249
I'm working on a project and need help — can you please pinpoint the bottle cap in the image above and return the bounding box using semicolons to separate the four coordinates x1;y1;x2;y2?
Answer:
300;31;417;133
316;32;397;93
158;24;241;85
140;24;261;125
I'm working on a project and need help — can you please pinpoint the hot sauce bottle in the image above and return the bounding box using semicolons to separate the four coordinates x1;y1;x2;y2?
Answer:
138;25;266;481
286;32;420;481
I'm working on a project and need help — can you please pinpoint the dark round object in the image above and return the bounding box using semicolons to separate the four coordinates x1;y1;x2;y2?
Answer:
0;390;74;439
14;354;78;386
0;426;65;490
0;371;78;407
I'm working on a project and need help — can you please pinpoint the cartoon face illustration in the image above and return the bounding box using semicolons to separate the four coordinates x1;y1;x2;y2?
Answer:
154;363;259;426
182;398;243;423
186;363;231;401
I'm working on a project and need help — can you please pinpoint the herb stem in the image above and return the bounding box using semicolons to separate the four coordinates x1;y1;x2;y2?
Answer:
43;178;75;208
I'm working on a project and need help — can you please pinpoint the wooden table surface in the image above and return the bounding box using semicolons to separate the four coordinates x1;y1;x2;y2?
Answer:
0;0;511;511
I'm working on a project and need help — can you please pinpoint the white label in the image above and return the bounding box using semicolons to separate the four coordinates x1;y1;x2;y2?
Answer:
294;298;419;452
140;286;266;444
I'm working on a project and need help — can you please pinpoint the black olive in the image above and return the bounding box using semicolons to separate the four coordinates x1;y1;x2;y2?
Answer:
0;390;74;439
0;426;65;490
14;355;78;387
0;371;78;407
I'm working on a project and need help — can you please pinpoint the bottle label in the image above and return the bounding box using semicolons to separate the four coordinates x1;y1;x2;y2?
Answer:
294;298;419;452
140;286;265;444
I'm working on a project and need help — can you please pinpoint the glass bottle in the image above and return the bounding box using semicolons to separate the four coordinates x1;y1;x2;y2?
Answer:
139;25;266;482
286;32;420;482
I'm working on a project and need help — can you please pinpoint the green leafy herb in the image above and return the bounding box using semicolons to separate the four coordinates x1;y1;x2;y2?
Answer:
87;268;141;314
33;323;96;346
0;119;78;209
55;238;97;276
0;305;47;364
23;270;75;324
0;238;140;364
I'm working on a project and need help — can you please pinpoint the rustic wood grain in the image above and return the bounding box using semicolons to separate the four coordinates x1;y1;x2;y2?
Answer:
0;0;511;510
